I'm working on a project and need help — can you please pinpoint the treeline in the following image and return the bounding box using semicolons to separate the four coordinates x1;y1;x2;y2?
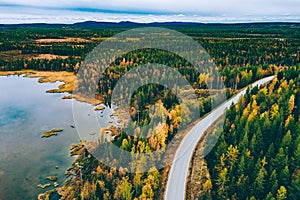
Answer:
0;57;81;72
220;64;275;89
202;66;300;199
201;38;300;67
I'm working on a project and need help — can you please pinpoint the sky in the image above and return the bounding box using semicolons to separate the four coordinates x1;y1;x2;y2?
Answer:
0;0;299;24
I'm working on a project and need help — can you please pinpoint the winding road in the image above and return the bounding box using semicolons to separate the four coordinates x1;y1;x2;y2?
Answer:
165;76;275;200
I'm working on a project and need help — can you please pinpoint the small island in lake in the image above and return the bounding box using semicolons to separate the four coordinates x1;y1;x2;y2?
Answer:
41;129;63;138
37;183;51;189
46;176;57;181
94;105;105;111
89;132;96;135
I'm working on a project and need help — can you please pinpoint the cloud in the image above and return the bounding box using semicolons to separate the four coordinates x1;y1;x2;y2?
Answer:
0;0;299;24
0;0;299;14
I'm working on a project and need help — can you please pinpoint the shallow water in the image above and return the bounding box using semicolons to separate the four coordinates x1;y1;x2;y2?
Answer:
0;75;115;200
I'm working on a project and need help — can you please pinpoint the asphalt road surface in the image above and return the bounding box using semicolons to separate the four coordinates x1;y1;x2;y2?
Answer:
165;76;275;200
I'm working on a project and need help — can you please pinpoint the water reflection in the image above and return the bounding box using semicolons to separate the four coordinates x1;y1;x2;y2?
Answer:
0;75;114;199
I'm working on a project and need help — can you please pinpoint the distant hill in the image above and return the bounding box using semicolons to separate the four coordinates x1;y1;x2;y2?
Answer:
0;21;299;29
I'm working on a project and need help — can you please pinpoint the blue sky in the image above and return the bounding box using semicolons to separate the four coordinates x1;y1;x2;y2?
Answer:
0;0;299;24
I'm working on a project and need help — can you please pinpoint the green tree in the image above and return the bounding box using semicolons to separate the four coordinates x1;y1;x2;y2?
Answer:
253;167;267;197
288;170;300;199
268;170;279;195
292;143;300;168
281;130;292;154
265;192;275;200
279;166;290;186
273;148;287;172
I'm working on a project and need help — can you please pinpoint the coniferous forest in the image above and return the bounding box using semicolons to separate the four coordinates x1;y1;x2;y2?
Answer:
203;67;300;200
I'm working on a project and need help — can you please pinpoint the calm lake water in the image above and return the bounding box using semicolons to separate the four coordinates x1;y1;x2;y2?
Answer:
0;75;115;200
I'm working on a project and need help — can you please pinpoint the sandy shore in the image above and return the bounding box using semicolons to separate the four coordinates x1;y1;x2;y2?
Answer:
0;70;75;93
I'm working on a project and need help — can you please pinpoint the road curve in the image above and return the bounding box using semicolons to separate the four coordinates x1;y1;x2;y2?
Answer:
165;76;275;200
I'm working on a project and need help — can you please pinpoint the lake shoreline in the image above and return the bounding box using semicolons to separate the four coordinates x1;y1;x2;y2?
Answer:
0;70;124;199
0;70;104;105
0;73;82;199
0;70;123;198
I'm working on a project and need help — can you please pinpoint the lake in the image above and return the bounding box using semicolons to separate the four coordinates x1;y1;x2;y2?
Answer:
0;75;115;199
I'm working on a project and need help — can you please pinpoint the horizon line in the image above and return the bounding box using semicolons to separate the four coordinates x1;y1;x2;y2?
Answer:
1;20;300;26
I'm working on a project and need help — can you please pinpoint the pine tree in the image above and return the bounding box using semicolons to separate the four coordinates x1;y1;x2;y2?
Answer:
292;143;300;169
95;182;104;199
279;166;290;186
281;130;292;154
273;148;287;172
253;166;267;198
266;143;275;160
236;174;249;200
288;169;300;199
265;192;275;200
268;170;279;195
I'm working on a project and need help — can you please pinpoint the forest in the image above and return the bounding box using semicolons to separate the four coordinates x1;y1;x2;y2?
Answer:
57;67;300;200
202;67;300;200
0;22;299;199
